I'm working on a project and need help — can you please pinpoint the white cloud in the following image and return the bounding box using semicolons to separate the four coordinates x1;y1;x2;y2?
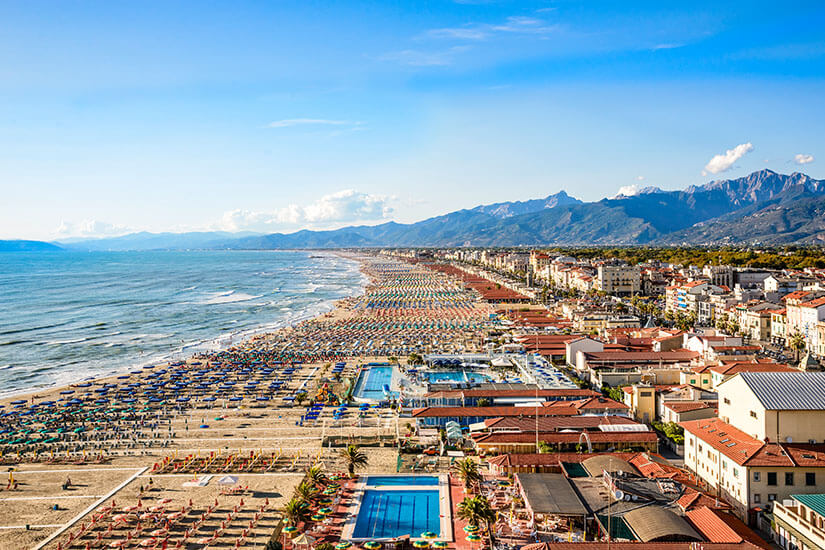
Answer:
420;15;559;42
702;142;754;175
635;175;645;181
267;118;356;128
612;185;641;198
55;219;132;239
794;153;815;165
218;190;394;233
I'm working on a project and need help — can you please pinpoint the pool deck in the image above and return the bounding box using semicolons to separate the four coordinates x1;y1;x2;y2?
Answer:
340;473;453;543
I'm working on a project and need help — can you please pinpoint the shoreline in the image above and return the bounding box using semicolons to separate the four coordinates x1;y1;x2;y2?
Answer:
0;251;372;403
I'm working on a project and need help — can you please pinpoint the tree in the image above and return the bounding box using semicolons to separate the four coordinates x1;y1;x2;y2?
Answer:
537;441;552;454
452;458;482;491
457;495;497;546
789;330;806;362
294;391;308;406
339;444;368;477
305;465;328;488
283;497;310;526
294;479;319;503
407;353;423;365
476;397;491;407
316;544;335;550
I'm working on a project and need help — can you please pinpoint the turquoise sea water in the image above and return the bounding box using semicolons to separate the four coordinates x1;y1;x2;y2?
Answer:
0;250;365;396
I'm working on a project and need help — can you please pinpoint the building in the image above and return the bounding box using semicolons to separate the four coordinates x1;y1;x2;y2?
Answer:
596;264;641;296
682;372;825;524
772;493;825;550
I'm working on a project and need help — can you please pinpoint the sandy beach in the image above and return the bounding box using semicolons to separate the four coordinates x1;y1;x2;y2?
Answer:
0;252;492;549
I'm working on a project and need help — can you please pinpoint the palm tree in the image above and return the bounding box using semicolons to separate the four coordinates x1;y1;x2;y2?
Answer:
457;495;497;546
294;479;319;503
283;497;311;526
790;330;806;363
452;457;482;492
305;465;328;488
339;444;368;477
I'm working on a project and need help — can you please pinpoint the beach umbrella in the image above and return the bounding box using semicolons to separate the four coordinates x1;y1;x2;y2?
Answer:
465;534;482;542
318;507;333;515
432;542;448;549
412;542;429;549
282;526;298;535
311;514;326;521
420;532;438;539
335;543;352;550
363;542;381;550
463;525;480;533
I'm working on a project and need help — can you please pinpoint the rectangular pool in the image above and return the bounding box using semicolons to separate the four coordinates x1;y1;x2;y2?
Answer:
354;366;398;400
426;370;490;384
352;489;441;539
343;474;452;542
367;475;438;487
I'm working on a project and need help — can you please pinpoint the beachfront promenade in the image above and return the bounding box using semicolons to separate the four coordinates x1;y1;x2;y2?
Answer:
0;254;503;549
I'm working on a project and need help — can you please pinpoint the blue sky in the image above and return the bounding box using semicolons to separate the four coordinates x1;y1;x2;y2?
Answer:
1;1;824;240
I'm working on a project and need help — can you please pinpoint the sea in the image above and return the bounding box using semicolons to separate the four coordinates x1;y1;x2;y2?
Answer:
0;250;366;397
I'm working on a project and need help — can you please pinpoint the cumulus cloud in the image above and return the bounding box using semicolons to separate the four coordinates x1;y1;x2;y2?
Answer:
612;185;641;198
703;142;754;176
55;220;133;239
795;153;815;165
635;175;645;181
218;190;394;233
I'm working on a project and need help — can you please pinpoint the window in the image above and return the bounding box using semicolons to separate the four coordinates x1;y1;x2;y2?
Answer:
690;379;696;384
754;493;761;503
641;391;652;397
768;472;777;486
750;410;757;418
733;468;739;479
768;494;777;502
807;472;816;486
786;472;794;486
724;398;731;405
753;471;761;482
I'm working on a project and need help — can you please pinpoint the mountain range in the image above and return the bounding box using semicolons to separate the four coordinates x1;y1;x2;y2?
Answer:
33;169;825;250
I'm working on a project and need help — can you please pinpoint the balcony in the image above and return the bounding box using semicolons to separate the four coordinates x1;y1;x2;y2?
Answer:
773;501;825;549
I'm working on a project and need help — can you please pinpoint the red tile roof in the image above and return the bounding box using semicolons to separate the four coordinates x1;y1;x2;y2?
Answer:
411;406;578;418
472;431;658;445
664;401;716;413
685;507;771;548
524;543;765;550
681;418;825;467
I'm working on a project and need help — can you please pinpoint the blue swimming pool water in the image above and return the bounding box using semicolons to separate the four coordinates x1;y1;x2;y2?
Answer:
354;366;397;400
426;370;490;384
352;489;441;539
367;476;438;486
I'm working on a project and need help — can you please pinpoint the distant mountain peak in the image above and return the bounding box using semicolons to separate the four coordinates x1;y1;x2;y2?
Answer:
469;190;582;218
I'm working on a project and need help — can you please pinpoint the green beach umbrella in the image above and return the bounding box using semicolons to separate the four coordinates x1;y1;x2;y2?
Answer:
282;526;298;535
466;534;482;542
463;525;480;533
363;542;381;550
318;507;333;515
311;514;326;521
432;542;448;549
420;532;438;539
412;542;429;549
335;543;352;550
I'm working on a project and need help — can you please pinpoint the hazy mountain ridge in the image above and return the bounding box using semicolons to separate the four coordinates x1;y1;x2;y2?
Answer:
46;170;825;249
0;240;63;252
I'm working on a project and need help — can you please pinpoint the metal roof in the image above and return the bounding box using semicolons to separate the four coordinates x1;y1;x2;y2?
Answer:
517;473;588;517
737;372;825;410
792;493;825;516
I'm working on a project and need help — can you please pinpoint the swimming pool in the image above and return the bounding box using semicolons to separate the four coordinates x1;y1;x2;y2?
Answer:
353;366;397;400
343;474;452;542
352;489;440;538
367;475;438;486
426;370;490;384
